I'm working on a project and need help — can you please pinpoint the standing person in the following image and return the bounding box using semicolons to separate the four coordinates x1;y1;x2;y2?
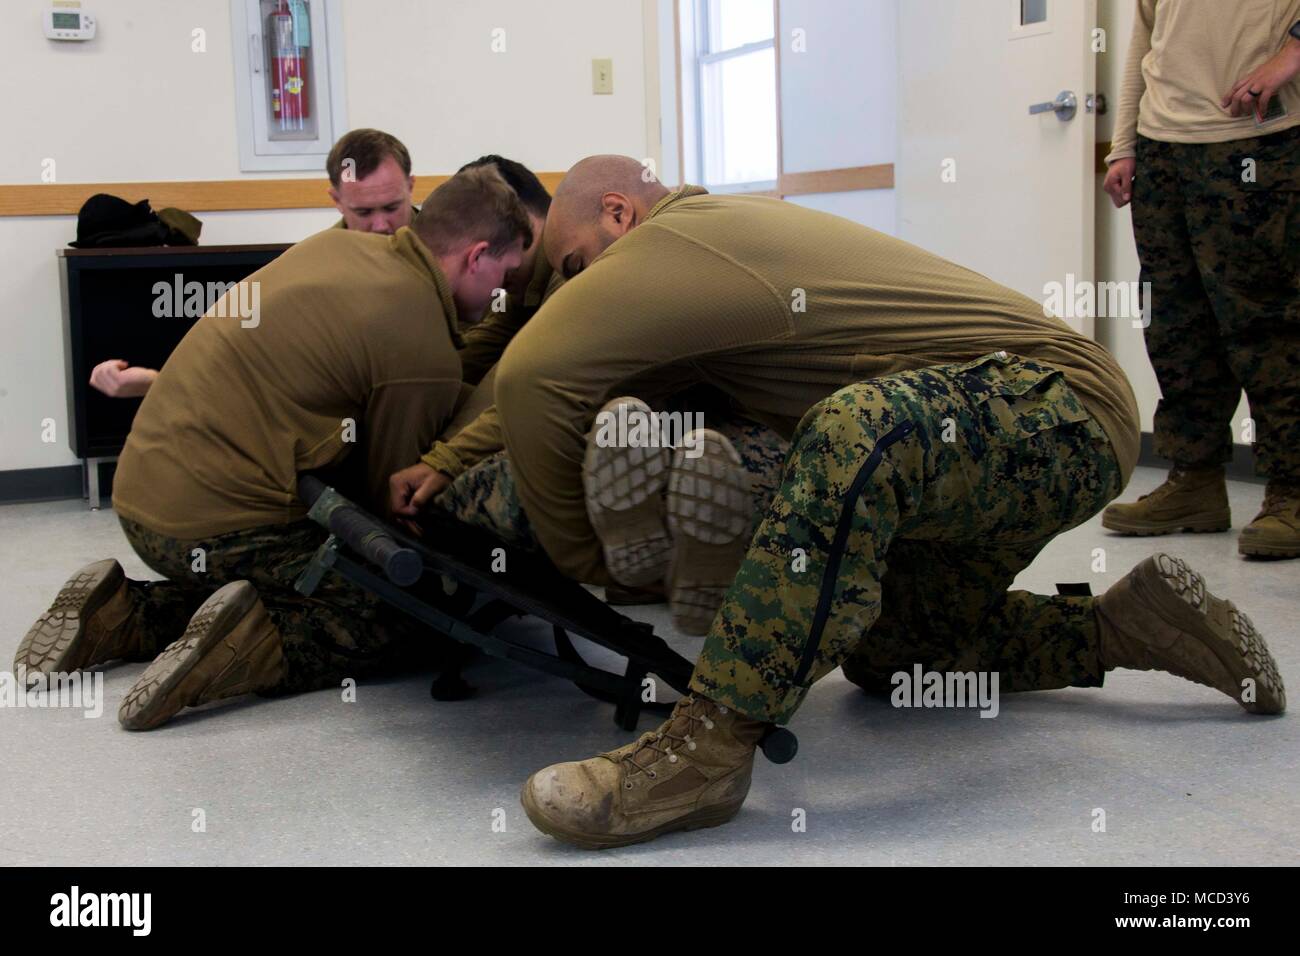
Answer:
1101;2;1300;558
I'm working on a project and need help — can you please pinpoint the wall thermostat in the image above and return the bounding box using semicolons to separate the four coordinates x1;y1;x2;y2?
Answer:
45;7;96;41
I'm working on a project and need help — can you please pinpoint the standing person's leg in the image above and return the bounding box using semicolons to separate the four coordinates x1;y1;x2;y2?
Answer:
116;520;453;730
521;356;1285;848
1103;135;1234;535
1188;128;1300;557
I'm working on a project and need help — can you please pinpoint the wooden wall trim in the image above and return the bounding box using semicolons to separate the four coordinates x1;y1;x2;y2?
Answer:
0;172;568;218
779;163;894;196
0;162;896;218
0;161;902;218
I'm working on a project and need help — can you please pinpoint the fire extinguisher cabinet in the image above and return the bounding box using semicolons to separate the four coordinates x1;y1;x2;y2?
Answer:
230;0;347;172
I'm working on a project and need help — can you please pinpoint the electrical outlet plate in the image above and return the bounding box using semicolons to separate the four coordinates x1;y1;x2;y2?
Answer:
592;58;613;95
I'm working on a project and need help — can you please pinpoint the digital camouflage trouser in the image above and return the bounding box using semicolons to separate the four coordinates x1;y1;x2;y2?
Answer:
436;414;792;551
1133;126;1300;482
118;517;450;694
687;353;1126;723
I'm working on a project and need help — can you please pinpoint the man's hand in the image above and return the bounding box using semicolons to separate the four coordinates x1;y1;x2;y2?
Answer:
89;360;158;398
389;462;450;529
1103;157;1136;208
1223;40;1300;120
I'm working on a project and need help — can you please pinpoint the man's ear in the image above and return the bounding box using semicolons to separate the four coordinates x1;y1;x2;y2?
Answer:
406;175;416;196
327;186;343;211
464;239;492;273
599;192;634;234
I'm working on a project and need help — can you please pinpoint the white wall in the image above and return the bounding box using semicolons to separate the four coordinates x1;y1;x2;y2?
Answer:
1094;0;1249;436
0;0;649;472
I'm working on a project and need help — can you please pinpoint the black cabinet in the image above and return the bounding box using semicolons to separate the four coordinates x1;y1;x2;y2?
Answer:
58;243;291;503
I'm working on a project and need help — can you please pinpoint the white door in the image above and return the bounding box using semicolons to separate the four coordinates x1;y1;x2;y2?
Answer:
897;0;1098;333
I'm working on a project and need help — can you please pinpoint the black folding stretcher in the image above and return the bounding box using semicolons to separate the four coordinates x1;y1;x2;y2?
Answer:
292;474;696;730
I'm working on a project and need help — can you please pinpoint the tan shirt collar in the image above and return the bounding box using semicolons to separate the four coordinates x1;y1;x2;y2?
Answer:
391;226;462;348
646;184;710;222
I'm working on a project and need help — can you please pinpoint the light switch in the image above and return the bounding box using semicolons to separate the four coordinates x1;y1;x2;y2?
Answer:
592;58;613;95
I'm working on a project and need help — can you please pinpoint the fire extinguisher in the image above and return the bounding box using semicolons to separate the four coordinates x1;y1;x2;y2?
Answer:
268;0;310;131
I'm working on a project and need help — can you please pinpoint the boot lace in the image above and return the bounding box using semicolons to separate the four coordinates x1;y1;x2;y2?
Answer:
1138;466;1213;502
1259;485;1298;519
621;695;727;782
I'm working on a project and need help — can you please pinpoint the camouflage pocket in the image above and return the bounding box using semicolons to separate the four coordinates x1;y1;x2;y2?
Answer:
1204;127;1300;291
951;352;1091;448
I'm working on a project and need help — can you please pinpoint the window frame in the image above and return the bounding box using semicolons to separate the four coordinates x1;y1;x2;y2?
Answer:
690;0;778;193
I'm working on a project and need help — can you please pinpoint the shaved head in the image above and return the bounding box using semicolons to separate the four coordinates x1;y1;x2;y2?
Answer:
544;155;670;279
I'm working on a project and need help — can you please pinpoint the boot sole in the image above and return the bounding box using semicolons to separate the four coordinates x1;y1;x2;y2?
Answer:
14;559;125;680
666;431;751;635
118;581;263;731
1137;553;1285;714
1238;537;1300;559
1101;513;1231;536
520;780;744;850
583;397;672;587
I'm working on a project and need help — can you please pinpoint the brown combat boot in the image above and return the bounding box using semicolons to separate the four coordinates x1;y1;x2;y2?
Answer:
118;581;286;731
583;396;673;587
14;559;148;681
665;429;752;635
521;695;768;849
1238;482;1300;559
1101;465;1230;535
1095;553;1285;714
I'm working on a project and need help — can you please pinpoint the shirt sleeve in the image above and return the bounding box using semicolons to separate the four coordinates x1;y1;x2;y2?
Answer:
1106;0;1154;164
458;310;523;386
421;406;505;478
363;378;462;517
422;366;506;478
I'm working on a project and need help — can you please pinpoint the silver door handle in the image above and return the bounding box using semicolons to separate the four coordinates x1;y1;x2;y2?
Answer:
1028;90;1077;121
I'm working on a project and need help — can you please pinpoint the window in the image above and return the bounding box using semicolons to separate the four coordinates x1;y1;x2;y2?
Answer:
1020;0;1048;26
683;0;778;192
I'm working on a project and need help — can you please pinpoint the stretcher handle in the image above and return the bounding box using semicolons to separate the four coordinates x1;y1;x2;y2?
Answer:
298;475;423;587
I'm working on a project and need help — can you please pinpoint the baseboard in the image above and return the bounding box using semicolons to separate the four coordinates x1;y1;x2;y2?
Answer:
0;434;1265;505
1135;433;1263;485
0;460;116;505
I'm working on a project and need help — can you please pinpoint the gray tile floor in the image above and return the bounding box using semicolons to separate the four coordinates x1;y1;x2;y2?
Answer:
0;465;1295;866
